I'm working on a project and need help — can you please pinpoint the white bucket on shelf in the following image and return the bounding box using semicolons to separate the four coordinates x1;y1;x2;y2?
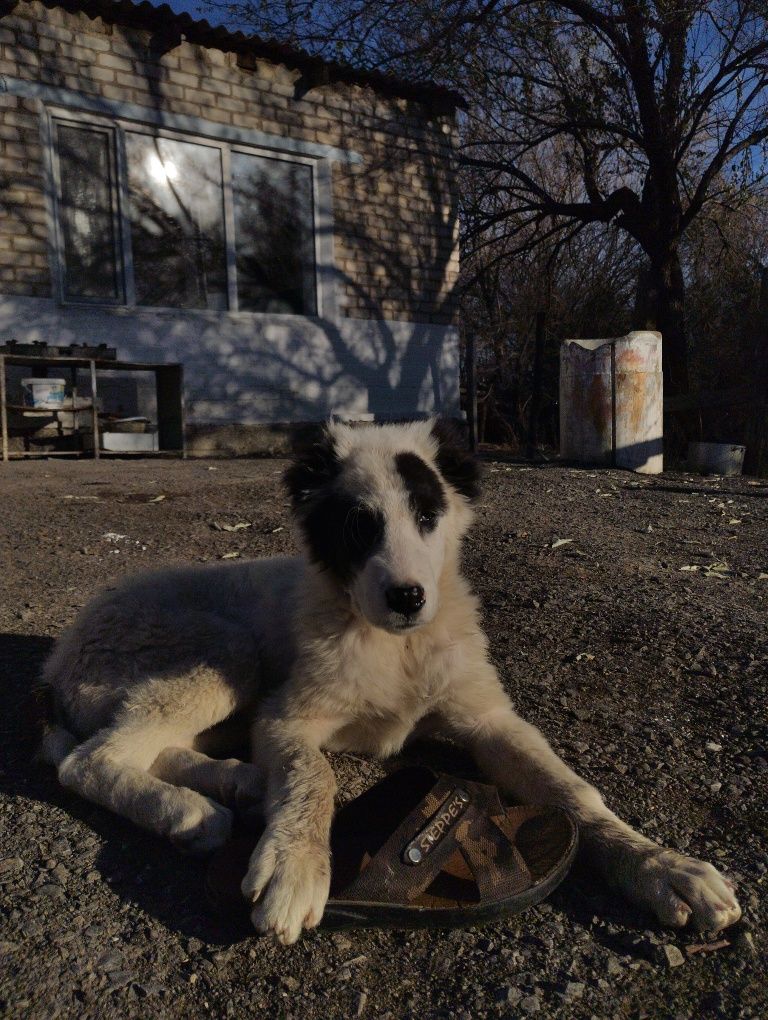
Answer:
21;378;67;409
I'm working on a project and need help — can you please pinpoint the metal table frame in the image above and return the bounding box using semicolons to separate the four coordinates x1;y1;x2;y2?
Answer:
1;354;185;461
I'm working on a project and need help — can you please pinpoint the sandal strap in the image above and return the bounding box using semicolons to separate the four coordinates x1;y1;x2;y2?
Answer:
454;799;541;901
337;774;533;905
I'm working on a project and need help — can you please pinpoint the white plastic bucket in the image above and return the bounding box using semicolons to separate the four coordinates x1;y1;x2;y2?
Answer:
21;378;67;409
687;442;746;476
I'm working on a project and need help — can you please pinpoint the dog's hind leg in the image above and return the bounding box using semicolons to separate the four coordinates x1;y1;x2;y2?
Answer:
150;747;265;820
57;666;246;853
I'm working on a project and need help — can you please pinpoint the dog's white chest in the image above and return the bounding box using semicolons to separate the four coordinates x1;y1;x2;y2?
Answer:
325;716;417;758
320;624;458;758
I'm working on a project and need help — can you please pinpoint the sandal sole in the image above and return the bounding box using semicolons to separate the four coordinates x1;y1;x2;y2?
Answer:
206;812;578;934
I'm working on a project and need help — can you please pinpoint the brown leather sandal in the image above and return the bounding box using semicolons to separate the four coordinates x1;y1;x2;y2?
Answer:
206;765;578;931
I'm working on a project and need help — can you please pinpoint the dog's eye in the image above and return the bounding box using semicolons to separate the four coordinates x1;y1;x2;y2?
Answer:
418;511;437;530
346;503;384;555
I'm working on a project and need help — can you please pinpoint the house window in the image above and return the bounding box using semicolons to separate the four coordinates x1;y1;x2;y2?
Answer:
51;116;317;314
125;133;228;310
232;152;316;314
55;122;121;302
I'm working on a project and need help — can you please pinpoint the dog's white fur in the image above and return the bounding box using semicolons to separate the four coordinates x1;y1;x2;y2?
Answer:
41;420;741;943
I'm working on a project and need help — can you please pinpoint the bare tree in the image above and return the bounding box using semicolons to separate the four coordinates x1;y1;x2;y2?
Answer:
209;0;768;399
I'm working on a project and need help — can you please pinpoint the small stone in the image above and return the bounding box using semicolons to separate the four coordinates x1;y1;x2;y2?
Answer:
107;970;132;988
496;986;523;1006
0;858;23;876
662;945;685;968
187;938;203;954
705;743;723;752
97;951;123;973
34;883;64;899
563;981;585;999
709;782;722;793
282;976;300;992
520;994;541;1014
355;991;368;1016
332;934;352;952
606;957;623;976
733;931;756;957
85;870;100;883
51;864;69;884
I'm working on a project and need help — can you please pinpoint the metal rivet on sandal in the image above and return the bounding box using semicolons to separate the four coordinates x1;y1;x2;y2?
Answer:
456;789;470;803
406;846;423;864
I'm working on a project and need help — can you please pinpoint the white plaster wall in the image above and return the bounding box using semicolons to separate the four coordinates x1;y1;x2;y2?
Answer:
0;296;461;424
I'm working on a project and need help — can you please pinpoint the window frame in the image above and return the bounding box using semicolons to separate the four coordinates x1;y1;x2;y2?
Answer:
50;117;125;306
46;108;322;318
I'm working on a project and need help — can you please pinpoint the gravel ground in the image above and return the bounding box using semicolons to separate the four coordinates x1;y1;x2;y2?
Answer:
0;456;766;1020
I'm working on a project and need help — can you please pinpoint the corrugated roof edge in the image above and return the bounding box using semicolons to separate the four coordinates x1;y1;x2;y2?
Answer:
13;0;465;112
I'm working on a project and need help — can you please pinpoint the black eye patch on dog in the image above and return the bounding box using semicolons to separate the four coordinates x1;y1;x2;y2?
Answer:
394;452;447;533
303;493;384;582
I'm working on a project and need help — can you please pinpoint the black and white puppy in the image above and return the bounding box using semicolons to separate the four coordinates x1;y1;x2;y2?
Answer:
41;419;741;943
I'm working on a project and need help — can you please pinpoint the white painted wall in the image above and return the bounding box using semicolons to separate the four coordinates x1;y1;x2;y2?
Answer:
0;295;461;424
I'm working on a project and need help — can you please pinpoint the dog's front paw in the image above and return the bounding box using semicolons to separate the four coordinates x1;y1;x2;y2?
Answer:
241;833;330;944
169;794;233;855
631;849;741;932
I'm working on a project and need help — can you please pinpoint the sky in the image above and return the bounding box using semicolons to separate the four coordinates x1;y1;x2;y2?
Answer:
164;0;230;26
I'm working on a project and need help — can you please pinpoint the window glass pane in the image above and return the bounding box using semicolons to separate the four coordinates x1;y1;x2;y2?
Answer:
125;134;227;310
232;153;316;314
57;123;120;301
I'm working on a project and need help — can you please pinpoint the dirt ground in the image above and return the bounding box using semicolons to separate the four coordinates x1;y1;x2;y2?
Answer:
0;454;766;1020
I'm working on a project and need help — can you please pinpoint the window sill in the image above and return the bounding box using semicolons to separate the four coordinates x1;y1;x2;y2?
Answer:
57;302;329;324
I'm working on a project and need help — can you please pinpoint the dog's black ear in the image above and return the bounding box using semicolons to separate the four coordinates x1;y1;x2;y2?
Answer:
431;419;481;502
284;424;340;508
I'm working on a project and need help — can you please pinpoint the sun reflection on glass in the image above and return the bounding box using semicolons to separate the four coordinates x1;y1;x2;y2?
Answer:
147;152;179;185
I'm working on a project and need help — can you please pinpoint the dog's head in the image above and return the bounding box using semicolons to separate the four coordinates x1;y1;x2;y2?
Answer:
285;419;480;632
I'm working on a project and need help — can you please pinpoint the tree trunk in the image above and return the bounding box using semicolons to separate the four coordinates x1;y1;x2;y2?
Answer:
634;249;689;398
744;266;768;476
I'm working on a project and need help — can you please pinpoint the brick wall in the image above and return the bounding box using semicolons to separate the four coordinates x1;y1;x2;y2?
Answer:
0;0;459;324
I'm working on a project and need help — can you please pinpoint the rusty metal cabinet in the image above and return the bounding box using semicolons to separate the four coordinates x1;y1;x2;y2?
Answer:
560;331;663;474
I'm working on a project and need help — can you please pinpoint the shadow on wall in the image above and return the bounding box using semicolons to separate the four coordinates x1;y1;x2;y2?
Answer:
1;25;461;424
0;301;460;423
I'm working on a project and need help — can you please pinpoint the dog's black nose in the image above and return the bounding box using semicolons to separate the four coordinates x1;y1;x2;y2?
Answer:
385;584;426;616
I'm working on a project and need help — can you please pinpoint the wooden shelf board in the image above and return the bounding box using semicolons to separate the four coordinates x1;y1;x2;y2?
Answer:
5;403;96;413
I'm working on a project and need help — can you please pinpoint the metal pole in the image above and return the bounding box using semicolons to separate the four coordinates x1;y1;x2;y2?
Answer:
1;356;8;463
466;329;478;452
526;310;546;459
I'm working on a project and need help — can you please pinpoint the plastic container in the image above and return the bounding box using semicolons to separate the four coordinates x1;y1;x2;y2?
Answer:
103;432;157;451
109;417;150;434
560;331;663;473
687;442;745;476
21;378;67;409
